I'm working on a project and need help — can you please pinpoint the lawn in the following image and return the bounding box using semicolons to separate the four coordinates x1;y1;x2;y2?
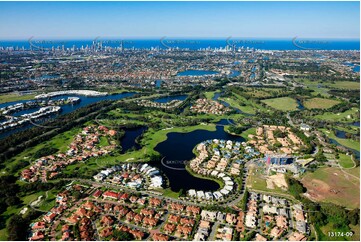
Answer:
314;107;359;122
98;136;110;147
301;167;360;209
294;78;331;97
240;127;256;141
229;92;269;114
162;188;180;199
204;91;216;100
303;98;340;109
338;154;355;169
328;81;360;90
0;93;36;104
219;96;256;114
239;87;288;99
261;97;299;111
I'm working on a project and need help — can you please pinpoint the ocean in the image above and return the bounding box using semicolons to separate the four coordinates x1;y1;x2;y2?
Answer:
0;38;360;51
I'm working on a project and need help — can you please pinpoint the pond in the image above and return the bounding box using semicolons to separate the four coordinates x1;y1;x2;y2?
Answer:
153;95;188;103
121;126;147;154
296;99;305;110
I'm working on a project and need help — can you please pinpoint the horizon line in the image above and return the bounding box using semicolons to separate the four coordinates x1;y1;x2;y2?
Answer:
0;37;360;41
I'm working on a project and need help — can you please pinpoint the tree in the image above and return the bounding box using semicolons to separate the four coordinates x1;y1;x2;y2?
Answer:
287;177;306;199
112;230;133;241
348;209;360;226
7;215;29;240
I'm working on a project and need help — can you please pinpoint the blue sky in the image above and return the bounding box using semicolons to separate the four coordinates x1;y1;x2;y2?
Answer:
0;1;359;39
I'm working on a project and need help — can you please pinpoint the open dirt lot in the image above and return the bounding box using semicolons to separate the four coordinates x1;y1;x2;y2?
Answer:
301;167;359;209
266;173;288;190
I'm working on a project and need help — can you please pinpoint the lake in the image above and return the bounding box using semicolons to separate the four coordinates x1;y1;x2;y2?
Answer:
153;122;245;192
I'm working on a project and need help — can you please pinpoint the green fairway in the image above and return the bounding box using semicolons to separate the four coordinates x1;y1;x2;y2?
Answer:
338;154;355;168
240;127;256;140
314;107;359;122
204;91;216;100
261;97;299;111
229;92;268;114
303;98;340;109
321;129;360;151
218;96;256;114
0;93;36;104
328;81;360;90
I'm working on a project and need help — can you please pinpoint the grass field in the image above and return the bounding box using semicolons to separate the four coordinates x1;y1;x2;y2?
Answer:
239;87;288;99
295;78;331;97
314;107;359;122
338;154;355;169
303;98;340;109
301;167;359;209
261;97;299;111
0;93;36;104
204;91;216;100
229;92;268;114
240;127;256;141
344;167;360;178
328;81;360;90
219;96;256;114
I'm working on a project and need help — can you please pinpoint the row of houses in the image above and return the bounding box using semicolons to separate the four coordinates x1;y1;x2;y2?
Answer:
93;163;163;189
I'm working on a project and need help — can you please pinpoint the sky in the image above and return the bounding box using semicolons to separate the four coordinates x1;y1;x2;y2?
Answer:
0;1;359;39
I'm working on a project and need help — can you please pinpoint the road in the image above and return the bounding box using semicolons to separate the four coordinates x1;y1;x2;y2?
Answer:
61;177;249;210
